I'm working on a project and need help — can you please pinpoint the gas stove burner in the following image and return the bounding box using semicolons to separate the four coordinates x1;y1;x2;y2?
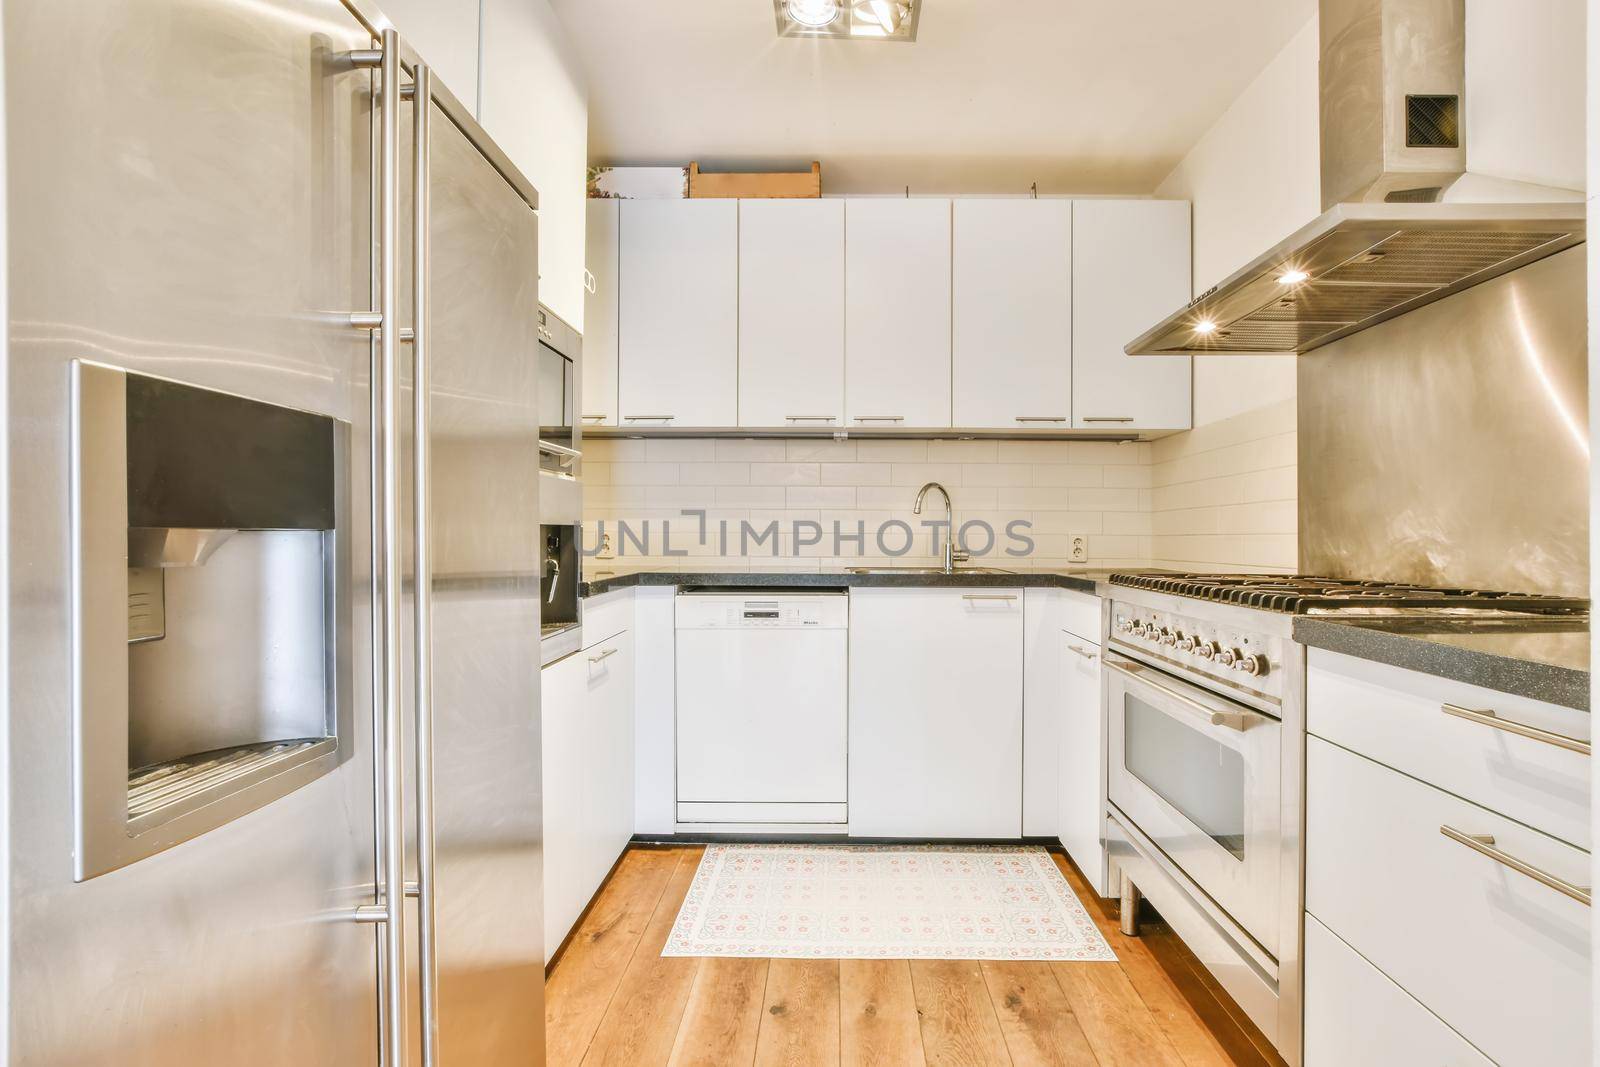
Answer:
1108;573;1589;616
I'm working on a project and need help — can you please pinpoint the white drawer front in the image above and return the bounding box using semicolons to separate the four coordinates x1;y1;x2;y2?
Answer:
581;587;633;649
1307;737;1592;1067
1305;915;1492;1066
1060;589;1100;644
1308;649;1589;849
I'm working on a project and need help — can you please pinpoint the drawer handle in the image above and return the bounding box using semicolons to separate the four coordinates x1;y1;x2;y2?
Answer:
1440;825;1591;906
1067;642;1098;661
588;647;619;664
1015;416;1068;423
582;414;608;423
962;594;1018;602
1081;416;1135;424
785;415;838;422
853;415;905;423
625;415;675;421
1441;703;1590;756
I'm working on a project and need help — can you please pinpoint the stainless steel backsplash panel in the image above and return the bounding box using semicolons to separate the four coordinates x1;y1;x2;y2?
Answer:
1299;246;1588;595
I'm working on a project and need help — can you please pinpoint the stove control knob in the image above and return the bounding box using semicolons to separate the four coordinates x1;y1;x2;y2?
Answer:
1160;629;1179;647
1129;621;1146;637
1177;635;1197;653
1218;647;1239;668
1195;641;1220;660
1117;618;1134;635
1237;653;1270;677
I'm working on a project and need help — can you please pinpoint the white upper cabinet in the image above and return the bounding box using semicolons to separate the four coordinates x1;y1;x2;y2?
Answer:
478;0;589;328
953;200;1072;428
1071;200;1192;431
618;199;738;427
376;0;480;106
738;200;846;428
582;199;619;425
844;199;952;428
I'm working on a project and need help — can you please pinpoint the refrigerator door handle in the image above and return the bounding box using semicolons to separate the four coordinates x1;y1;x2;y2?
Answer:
375;28;409;1067
410;60;442;1067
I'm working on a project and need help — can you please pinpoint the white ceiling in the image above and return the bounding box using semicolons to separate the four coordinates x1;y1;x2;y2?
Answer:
551;0;1316;195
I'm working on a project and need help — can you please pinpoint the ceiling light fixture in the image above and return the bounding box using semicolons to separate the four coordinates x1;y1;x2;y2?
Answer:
785;0;841;28
1277;269;1310;285
774;0;920;40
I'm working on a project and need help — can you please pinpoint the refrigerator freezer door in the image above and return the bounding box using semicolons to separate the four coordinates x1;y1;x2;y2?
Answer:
406;94;545;1060
5;0;380;1062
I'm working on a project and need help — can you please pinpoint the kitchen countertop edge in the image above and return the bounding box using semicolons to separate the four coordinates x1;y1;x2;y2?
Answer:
1293;616;1590;713
580;569;1104;597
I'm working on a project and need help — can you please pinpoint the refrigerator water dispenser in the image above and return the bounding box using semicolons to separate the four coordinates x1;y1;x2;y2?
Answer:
71;362;352;879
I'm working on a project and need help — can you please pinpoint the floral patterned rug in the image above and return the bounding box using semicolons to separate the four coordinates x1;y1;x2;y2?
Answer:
661;844;1117;961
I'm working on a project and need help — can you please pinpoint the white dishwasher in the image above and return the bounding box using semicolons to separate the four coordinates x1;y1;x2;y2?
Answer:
675;590;849;828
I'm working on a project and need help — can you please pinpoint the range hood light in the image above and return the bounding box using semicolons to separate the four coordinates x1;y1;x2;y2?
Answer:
1277;269;1310;285
1192;319;1217;335
786;0;841;28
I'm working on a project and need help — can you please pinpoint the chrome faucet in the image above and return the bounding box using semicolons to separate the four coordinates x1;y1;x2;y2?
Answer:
913;481;970;574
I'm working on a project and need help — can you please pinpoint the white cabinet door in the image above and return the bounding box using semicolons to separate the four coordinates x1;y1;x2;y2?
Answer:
618;199;738;427
582;199;620;426
581;629;634;885
540;652;586;961
1304;916;1493;1067
1306;737;1592;1067
1022;589;1064;837
1058;631;1107;896
377;0;479;108
849;588;1023;837
844;200;952;428
953;200;1072;429
739;199;845;428
1071;200;1192;430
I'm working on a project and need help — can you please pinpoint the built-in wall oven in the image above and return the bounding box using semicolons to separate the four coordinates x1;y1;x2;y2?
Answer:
537;305;582;664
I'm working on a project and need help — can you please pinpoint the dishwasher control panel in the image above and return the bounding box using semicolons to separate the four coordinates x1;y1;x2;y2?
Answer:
675;591;849;630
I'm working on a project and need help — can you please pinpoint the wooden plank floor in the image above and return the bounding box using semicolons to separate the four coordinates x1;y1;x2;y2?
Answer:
545;845;1287;1067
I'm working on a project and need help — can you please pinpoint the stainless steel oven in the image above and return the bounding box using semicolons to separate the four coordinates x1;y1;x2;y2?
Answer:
537;305;582;524
1105;651;1283;954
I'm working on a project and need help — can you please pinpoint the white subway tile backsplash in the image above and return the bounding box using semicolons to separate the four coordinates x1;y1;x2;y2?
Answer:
584;400;1296;573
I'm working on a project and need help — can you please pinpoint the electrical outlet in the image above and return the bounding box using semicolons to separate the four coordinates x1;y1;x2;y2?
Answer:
1069;536;1089;563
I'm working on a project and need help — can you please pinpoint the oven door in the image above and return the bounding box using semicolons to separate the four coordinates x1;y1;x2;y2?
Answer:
1105;651;1282;956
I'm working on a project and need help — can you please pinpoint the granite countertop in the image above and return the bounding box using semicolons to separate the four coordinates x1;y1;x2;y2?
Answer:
1293;615;1590;712
581;568;1116;598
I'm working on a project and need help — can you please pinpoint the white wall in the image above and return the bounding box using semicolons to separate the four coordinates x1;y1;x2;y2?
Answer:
481;0;590;329
1468;0;1586;192
1154;17;1319;427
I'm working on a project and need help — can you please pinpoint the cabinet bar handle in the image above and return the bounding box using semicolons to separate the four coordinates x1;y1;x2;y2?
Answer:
785;415;838;422
962;594;1018;601
1439;826;1591;906
854;415;905;422
589;647;619;664
538;439;582;460
625;415;675;421
1015;416;1068;423
1067;642;1098;661
1441;703;1589;756
581;414;607;423
1082;416;1135;424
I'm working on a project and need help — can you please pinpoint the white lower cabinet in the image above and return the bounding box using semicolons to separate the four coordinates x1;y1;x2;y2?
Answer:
848;588;1023;838
541;627;635;962
1304;915;1492;1066
1056;627;1106;895
1305;735;1591;1066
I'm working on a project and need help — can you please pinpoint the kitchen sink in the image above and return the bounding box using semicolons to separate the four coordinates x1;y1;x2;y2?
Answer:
844;566;1017;576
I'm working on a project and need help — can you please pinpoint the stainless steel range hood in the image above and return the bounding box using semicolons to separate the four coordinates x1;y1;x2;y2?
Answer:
1125;0;1585;358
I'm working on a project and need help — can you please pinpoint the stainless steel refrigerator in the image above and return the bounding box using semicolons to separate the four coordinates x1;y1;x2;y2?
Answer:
4;0;544;1063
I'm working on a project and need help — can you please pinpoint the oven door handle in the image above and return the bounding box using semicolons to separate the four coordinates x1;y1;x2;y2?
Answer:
1104;657;1264;732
